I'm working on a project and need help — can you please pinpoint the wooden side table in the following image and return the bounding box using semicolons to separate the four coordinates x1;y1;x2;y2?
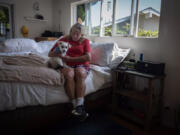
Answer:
112;69;165;130
34;37;58;42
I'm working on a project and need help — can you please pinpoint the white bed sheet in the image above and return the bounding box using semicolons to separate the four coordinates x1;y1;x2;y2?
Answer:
0;65;112;111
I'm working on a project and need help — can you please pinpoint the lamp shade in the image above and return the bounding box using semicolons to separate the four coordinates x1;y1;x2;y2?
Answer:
21;25;29;37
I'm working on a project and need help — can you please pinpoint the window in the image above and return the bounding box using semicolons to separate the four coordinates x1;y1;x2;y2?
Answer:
77;4;85;24
72;0;161;38
75;1;101;36
102;0;113;36
115;0;132;36
0;3;14;41
137;0;161;37
89;1;101;35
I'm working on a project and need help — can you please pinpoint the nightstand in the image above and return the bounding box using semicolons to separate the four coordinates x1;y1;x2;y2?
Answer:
111;69;165;130
35;37;58;42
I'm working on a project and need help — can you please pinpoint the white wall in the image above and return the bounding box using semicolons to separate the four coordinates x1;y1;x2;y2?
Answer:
11;0;53;38
54;0;180;114
52;0;73;35
52;0;82;35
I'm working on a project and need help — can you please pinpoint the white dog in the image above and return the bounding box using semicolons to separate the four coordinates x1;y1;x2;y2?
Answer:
48;41;71;69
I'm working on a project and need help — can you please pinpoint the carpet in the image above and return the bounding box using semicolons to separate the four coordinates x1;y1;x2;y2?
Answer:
44;111;132;135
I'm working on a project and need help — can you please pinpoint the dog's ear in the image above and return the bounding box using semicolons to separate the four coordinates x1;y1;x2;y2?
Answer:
56;41;60;47
56;41;61;45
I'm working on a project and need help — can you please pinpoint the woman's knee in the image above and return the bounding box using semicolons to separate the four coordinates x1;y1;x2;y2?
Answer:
62;68;75;80
75;68;87;80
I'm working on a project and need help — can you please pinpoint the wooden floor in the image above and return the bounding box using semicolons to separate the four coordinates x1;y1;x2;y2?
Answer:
109;114;176;135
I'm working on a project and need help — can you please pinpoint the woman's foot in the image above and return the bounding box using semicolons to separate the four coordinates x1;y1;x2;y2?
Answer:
72;105;89;122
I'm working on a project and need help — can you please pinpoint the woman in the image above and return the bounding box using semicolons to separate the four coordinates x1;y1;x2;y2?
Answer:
48;23;91;121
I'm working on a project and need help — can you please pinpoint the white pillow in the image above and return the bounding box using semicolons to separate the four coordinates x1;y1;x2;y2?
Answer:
36;41;55;56
0;38;39;53
36;36;64;56
90;42;130;68
109;43;130;69
90;42;114;66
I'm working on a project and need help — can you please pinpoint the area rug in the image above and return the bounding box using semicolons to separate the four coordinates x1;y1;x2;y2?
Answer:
45;111;132;135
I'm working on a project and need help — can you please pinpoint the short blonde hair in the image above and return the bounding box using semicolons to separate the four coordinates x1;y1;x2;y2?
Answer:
65;23;85;43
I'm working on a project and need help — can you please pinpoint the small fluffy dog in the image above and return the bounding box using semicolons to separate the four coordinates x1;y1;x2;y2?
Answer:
48;41;71;69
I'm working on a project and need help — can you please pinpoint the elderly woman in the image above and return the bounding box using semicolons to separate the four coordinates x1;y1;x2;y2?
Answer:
48;23;91;121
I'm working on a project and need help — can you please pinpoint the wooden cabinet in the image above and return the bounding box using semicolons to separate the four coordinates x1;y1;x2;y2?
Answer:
35;37;58;42
111;69;165;130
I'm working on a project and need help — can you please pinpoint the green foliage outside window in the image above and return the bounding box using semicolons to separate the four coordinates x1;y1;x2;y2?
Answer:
92;26;112;36
0;9;7;22
92;23;129;36
116;30;128;35
138;29;158;37
90;23;159;38
92;26;100;35
124;23;130;32
77;5;85;22
105;26;112;36
116;23;130;35
89;23;159;37
0;7;10;37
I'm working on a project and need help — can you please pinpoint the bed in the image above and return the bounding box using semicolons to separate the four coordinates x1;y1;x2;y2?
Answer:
0;38;130;133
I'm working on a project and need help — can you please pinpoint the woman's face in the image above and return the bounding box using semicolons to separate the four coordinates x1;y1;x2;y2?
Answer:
71;28;81;41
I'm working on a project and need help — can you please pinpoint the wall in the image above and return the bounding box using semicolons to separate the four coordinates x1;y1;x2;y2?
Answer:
3;0;53;38
52;0;81;35
16;0;53;38
52;0;70;35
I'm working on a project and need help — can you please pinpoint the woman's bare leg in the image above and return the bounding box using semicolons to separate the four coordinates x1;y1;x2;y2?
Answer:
61;68;75;99
75;67;88;98
73;67;89;120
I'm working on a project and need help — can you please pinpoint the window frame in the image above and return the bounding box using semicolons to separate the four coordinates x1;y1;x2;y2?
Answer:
89;0;102;36
71;0;161;38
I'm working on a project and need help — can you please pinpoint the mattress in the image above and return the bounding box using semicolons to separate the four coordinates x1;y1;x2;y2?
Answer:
0;64;112;111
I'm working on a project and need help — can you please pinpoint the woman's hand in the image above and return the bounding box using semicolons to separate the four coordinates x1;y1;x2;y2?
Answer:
60;56;72;62
60;53;91;63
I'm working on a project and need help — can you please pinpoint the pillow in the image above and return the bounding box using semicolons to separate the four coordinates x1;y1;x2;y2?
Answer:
36;36;64;56
90;42;130;68
90;42;114;66
0;38;39;53
109;43;130;69
36;41;56;56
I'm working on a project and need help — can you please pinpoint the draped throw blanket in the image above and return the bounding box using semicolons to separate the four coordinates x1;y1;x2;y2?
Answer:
0;54;64;86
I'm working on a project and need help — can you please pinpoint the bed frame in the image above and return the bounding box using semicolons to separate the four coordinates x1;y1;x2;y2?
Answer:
0;87;112;134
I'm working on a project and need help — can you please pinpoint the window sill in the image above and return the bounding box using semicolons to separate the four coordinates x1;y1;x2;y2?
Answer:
88;35;159;39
